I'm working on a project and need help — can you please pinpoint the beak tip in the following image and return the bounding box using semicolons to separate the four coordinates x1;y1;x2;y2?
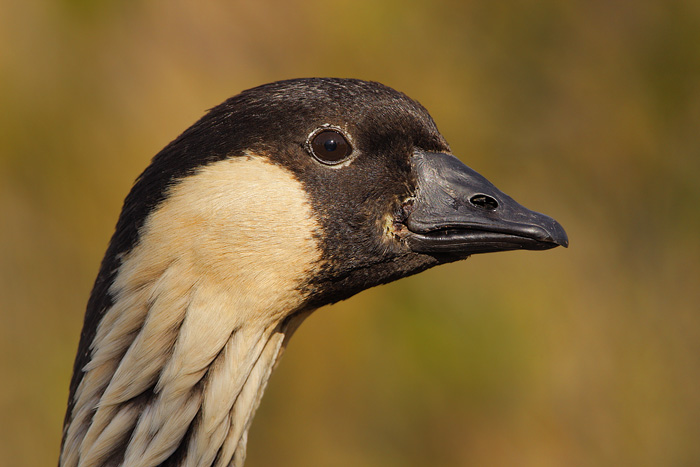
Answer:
549;220;569;248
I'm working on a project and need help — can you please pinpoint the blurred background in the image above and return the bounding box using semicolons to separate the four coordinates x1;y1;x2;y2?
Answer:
1;0;698;465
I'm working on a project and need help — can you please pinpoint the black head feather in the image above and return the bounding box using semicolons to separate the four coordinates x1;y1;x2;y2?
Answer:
66;79;451;419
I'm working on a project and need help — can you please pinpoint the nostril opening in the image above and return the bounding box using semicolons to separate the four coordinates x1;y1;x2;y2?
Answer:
469;194;499;211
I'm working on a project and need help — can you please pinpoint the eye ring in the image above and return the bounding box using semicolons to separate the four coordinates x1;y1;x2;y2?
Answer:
306;126;353;165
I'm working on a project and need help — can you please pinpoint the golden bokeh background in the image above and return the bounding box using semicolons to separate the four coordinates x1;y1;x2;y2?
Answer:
1;1;698;465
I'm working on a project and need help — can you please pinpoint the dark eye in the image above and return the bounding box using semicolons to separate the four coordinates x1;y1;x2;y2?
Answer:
310;129;352;164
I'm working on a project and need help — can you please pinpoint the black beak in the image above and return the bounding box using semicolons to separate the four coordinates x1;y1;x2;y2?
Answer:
404;151;568;255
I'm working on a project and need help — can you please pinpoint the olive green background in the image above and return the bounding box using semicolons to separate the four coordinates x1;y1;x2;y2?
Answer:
1;1;698;466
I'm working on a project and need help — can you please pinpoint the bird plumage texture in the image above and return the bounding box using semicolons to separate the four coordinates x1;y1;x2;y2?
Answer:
60;78;566;467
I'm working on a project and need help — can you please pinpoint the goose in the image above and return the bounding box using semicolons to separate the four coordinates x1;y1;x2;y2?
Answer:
59;78;568;467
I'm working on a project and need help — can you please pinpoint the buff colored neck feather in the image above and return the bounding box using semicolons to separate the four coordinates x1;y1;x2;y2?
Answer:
61;156;322;467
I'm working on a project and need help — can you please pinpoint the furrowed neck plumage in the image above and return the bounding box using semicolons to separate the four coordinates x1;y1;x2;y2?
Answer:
60;156;322;467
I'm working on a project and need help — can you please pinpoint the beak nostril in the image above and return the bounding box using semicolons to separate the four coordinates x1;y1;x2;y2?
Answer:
469;194;499;211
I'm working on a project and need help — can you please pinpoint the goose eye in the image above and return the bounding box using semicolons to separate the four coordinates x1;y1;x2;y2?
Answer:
310;129;352;164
